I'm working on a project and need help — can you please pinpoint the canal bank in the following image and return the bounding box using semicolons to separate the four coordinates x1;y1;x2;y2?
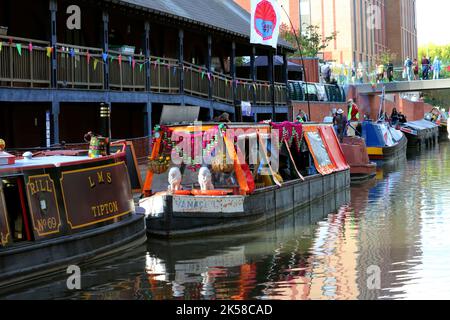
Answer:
2;142;450;300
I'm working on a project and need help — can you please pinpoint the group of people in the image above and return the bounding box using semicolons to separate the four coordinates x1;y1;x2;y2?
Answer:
403;56;442;81
378;108;407;125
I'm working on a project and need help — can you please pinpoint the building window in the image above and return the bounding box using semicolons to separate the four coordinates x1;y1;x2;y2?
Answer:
299;0;311;34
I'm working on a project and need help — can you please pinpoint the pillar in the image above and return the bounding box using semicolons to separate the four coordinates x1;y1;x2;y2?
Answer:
231;41;242;122
268;50;275;120
102;11;110;90
51;101;60;145
144;21;151;92
144;102;152;137
178;29;185;98
250;45;257;105
49;0;57;88
282;52;289;104
207;35;213;100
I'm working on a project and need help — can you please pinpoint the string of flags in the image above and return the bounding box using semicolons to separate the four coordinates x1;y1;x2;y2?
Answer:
0;38;286;91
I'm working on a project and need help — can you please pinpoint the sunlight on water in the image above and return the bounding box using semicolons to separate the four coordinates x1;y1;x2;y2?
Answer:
4;143;450;300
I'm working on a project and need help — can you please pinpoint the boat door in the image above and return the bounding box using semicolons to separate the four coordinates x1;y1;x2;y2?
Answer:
0;179;12;247
1;176;33;243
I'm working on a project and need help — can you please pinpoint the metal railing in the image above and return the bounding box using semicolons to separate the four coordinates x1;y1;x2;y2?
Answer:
288;81;346;103
0;35;50;87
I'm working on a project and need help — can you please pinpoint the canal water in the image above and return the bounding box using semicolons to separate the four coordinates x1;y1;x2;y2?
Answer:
3;142;450;300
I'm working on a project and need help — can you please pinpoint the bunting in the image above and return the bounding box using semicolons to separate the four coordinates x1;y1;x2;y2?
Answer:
28;42;33;52
46;46;53;58
0;41;2;52
102;52;108;62
16;43;22;56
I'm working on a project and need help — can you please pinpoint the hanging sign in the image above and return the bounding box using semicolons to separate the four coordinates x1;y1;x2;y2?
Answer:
250;0;282;48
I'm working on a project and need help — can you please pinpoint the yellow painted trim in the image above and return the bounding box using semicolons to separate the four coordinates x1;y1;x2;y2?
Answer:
60;161;131;230
367;147;383;156
26;174;62;237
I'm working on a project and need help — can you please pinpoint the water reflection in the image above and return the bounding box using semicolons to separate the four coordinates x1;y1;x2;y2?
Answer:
4;143;450;300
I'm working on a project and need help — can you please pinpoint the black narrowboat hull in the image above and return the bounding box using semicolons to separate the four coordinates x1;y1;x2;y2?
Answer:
142;170;350;238
0;213;146;291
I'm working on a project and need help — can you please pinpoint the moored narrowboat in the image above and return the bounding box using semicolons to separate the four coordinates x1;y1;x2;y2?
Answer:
139;122;350;238
360;121;407;161
399;119;439;147
0;142;146;290
340;136;377;183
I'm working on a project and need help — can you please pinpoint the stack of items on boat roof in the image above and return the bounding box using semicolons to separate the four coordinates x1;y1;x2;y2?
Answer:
423;107;448;142
0;134;146;290
138;121;351;238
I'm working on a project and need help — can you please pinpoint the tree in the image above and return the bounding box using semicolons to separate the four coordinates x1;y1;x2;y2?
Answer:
376;49;397;65
280;24;337;58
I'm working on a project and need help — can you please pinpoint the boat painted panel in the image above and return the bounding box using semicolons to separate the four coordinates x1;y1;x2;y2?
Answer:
367;147;383;156
60;161;134;230
0;181;11;247
24;174;62;240
172;195;245;214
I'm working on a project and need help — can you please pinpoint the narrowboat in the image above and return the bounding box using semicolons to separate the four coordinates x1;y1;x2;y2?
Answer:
139;122;350;238
0;141;146;290
424;107;448;141
399;119;439;147
340;136;377;183
360;121;407;161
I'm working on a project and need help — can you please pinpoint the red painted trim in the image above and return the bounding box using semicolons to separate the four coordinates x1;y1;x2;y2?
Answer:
0;152;126;175
17;177;32;241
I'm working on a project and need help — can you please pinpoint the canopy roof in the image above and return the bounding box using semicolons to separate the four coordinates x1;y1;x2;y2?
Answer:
242;56;303;72
112;0;294;50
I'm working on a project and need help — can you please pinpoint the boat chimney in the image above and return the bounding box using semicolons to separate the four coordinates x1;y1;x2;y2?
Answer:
99;102;111;155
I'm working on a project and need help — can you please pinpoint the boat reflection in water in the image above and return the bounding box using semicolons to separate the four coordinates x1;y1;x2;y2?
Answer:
2;190;350;300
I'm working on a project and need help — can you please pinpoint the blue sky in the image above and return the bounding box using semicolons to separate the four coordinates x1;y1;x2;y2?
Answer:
417;0;450;45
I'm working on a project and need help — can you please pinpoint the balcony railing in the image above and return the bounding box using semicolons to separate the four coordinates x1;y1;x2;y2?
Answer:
150;56;179;94
109;50;145;91
0;36;290;107
183;61;209;98
57;44;103;89
0;35;50;87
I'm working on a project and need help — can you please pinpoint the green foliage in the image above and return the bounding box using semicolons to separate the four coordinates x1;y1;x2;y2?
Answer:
418;44;450;63
280;24;337;58
423;89;450;108
376;49;397;65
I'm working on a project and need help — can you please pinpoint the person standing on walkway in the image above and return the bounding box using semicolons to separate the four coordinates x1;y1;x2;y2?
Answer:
422;56;430;80
347;99;360;122
404;57;413;81
387;61;394;82
413;58;419;80
433;57;442;80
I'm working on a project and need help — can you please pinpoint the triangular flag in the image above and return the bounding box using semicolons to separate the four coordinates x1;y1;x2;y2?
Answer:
132;59;136;70
102;52;108;62
69;48;75;58
8;38;12;45
128;56;132;65
28;42;33;52
201;71;205;79
0;41;2;52
207;72;211;81
87;51;91;64
46;47;53;58
16;43;22;56
139;63;143;72
118;54;122;66
93;59;98;71
173;66;177;75
110;55;114;62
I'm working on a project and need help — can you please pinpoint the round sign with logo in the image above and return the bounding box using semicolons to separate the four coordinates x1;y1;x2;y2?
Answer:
254;0;277;40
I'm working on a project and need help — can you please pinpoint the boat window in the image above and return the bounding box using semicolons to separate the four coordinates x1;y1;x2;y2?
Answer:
2;177;33;243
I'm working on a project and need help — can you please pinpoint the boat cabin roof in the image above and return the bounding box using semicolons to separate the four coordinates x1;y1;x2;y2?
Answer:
0;153;124;174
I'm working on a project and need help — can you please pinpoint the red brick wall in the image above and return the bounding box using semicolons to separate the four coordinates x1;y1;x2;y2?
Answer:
291;101;348;122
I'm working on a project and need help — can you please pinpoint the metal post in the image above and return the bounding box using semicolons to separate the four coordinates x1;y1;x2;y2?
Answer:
268;50;275;120
282;52;289;104
145;21;151;92
144;102;151;137
250;45;257;105
51;101;60;145
102;11;110;90
49;0;57;88
100;103;111;155
231;41;241;122
178;29;184;98
207;35;213;100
